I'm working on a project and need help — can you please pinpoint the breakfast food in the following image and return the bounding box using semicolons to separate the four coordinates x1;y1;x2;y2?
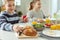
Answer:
36;18;44;23
45;18;54;28
34;24;43;28
50;24;60;30
47;30;55;35
23;26;37;36
32;21;37;25
45;23;53;28
32;23;44;31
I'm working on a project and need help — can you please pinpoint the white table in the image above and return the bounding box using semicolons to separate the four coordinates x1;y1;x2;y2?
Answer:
0;30;18;40
0;30;48;40
0;22;60;40
0;29;60;40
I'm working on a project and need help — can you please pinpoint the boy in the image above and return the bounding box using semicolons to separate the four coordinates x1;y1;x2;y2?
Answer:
0;0;23;32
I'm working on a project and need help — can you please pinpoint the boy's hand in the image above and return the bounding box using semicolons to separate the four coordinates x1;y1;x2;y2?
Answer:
23;17;28;23
13;24;23;33
22;15;28;23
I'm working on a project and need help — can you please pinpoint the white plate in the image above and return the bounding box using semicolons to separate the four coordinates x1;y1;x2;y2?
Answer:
42;29;60;37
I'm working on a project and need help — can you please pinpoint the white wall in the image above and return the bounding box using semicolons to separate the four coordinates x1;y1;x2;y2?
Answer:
16;0;32;15
58;0;60;11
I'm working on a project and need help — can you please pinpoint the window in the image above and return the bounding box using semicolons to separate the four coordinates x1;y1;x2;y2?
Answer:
51;0;57;17
2;0;21;6
15;0;21;6
2;0;5;5
0;0;2;6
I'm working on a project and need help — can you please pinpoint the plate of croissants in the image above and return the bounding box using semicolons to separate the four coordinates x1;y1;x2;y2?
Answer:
15;26;39;38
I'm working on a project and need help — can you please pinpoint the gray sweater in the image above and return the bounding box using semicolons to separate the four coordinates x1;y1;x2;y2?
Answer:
27;10;46;19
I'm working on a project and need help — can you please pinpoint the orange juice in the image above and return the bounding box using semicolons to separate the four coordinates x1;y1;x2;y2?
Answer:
50;25;56;30
56;24;60;30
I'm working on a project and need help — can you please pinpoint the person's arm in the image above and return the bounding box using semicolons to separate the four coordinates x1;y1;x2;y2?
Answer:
27;11;33;18
41;10;46;18
0;15;13;31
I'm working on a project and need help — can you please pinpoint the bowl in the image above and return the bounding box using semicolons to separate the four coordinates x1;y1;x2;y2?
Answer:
34;27;44;31
33;24;44;31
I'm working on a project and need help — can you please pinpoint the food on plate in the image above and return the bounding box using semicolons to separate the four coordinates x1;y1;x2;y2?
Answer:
23;26;37;36
35;18;44;23
34;24;43;28
44;18;54;28
45;23;53;28
33;23;44;31
32;21;37;25
50;24;60;30
47;30;55;35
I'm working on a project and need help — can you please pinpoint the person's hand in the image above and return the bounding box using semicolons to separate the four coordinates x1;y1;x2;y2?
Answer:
13;24;23;33
23;17;28;23
22;15;28;23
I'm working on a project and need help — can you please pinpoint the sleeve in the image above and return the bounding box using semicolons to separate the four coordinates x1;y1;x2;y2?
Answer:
41;10;46;18
27;11;33;18
0;15;13;31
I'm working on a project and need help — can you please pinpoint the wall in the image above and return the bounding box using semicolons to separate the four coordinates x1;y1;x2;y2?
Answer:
16;0;32;15
58;0;60;11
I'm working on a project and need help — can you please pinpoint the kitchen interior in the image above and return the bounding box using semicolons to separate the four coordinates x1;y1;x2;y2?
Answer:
0;0;60;40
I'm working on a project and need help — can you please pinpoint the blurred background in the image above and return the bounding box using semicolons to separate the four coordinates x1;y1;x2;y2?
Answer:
0;0;60;17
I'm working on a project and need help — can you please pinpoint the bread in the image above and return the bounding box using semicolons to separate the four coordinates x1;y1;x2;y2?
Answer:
23;26;37;36
35;18;44;23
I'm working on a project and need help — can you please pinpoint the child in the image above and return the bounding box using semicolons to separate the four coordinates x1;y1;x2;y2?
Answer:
0;0;23;32
27;0;46;19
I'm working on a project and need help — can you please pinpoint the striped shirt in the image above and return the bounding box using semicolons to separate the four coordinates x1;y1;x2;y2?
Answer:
0;11;20;31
